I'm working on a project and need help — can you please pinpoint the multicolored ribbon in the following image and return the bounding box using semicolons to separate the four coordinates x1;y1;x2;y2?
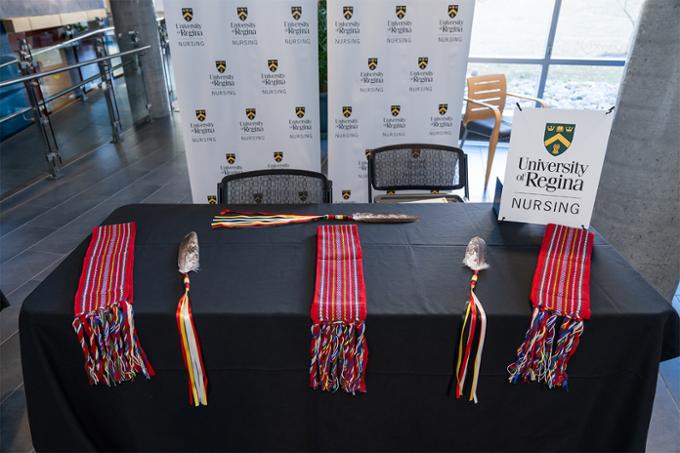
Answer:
309;224;368;394
508;223;593;389
72;222;154;385
455;272;487;403
176;273;208;406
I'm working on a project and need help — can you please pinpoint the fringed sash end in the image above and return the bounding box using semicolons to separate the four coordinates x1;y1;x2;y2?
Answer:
72;301;154;386
309;321;367;395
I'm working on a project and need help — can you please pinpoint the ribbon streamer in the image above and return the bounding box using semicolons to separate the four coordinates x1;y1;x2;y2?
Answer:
455;272;487;403
176;273;208;406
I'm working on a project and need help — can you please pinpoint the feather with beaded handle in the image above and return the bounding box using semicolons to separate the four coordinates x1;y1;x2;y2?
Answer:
176;231;207;406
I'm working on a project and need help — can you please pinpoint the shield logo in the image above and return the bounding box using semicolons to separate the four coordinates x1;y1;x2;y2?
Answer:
367;57;378;71
386;190;396;195
291;6;302;20
343;6;353;20
395;5;407;19
448;4;459;18
342;106;352;118
207;195;217;204
215;60;226;73
253;193;263;204
430;189;440;194
226;153;236;164
273;151;284;162
411;149;421;158
438;103;448;115
295;106;305;118
195;109;206;121
237;7;248;21
182;8;193;22
365;149;372;158
390;105;401;117
298;191;308;202
245;108;256;120
418;57;429;70
543;123;575;156
268;59;279;72
342;190;351;200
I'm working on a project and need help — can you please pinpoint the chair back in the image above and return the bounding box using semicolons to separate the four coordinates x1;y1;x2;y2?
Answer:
367;144;468;201
464;74;508;123
218;169;332;204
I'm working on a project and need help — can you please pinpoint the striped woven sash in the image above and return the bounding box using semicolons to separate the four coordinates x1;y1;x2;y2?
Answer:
72;222;154;385
309;224;368;394
508;223;593;389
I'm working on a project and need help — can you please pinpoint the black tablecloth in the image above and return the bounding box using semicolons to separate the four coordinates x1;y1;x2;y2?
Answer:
20;203;679;452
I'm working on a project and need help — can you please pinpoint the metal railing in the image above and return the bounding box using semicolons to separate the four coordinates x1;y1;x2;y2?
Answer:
0;42;151;179
0;26;115;70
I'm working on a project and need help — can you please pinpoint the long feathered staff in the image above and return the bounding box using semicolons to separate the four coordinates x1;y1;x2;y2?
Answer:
212;209;418;229
177;232;208;406
455;236;489;403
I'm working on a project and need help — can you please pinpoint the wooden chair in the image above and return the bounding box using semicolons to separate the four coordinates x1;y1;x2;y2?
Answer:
462;74;548;189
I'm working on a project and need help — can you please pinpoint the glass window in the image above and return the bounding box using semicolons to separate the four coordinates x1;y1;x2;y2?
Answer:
469;0;554;58
467;63;542;101
542;65;624;110
552;0;644;59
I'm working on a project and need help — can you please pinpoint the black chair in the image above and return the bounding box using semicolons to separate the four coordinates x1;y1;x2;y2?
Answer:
366;144;469;203
217;169;332;204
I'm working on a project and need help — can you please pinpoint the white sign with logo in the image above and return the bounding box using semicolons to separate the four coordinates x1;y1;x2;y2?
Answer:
326;0;475;202
498;107;613;228
165;0;320;203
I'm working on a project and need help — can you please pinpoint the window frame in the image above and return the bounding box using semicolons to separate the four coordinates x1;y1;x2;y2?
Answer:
468;0;627;105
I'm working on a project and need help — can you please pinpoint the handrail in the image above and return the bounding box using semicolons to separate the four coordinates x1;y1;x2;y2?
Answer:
0;27;115;70
0;46;150;89
0;59;128;125
32;27;115;57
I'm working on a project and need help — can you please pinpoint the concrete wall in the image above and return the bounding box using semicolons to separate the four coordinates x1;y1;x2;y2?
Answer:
109;0;170;120
592;0;680;301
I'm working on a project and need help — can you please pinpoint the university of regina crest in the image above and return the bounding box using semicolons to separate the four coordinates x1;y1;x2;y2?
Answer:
342;106;352;118
543;123;575;156
448;4;459;18
342;190;351;200
245;108;256;120
237;7;248;21
295;106;305;118
182;8;193;21
273;151;284;162
268;59;279;72
390;105;401;117
343;6;353;20
291;6;302;20
439;103;448;115
395;5;406;19
215;60;226;73
367;58;378;71
195;109;206;121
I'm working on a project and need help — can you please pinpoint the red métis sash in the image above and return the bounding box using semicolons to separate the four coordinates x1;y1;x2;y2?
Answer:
508;223;593;389
72;222;154;385
309;224;368;394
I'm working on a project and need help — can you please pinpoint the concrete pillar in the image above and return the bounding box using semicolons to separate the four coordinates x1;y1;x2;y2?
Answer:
592;0;680;301
109;0;170;119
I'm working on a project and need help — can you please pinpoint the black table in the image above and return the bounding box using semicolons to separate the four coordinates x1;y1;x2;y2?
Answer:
21;203;679;452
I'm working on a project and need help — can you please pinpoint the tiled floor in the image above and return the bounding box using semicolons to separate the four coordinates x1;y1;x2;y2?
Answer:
0;114;678;452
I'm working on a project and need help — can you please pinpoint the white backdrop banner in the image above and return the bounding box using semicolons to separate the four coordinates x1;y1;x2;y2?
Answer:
327;0;475;202
165;0;320;203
